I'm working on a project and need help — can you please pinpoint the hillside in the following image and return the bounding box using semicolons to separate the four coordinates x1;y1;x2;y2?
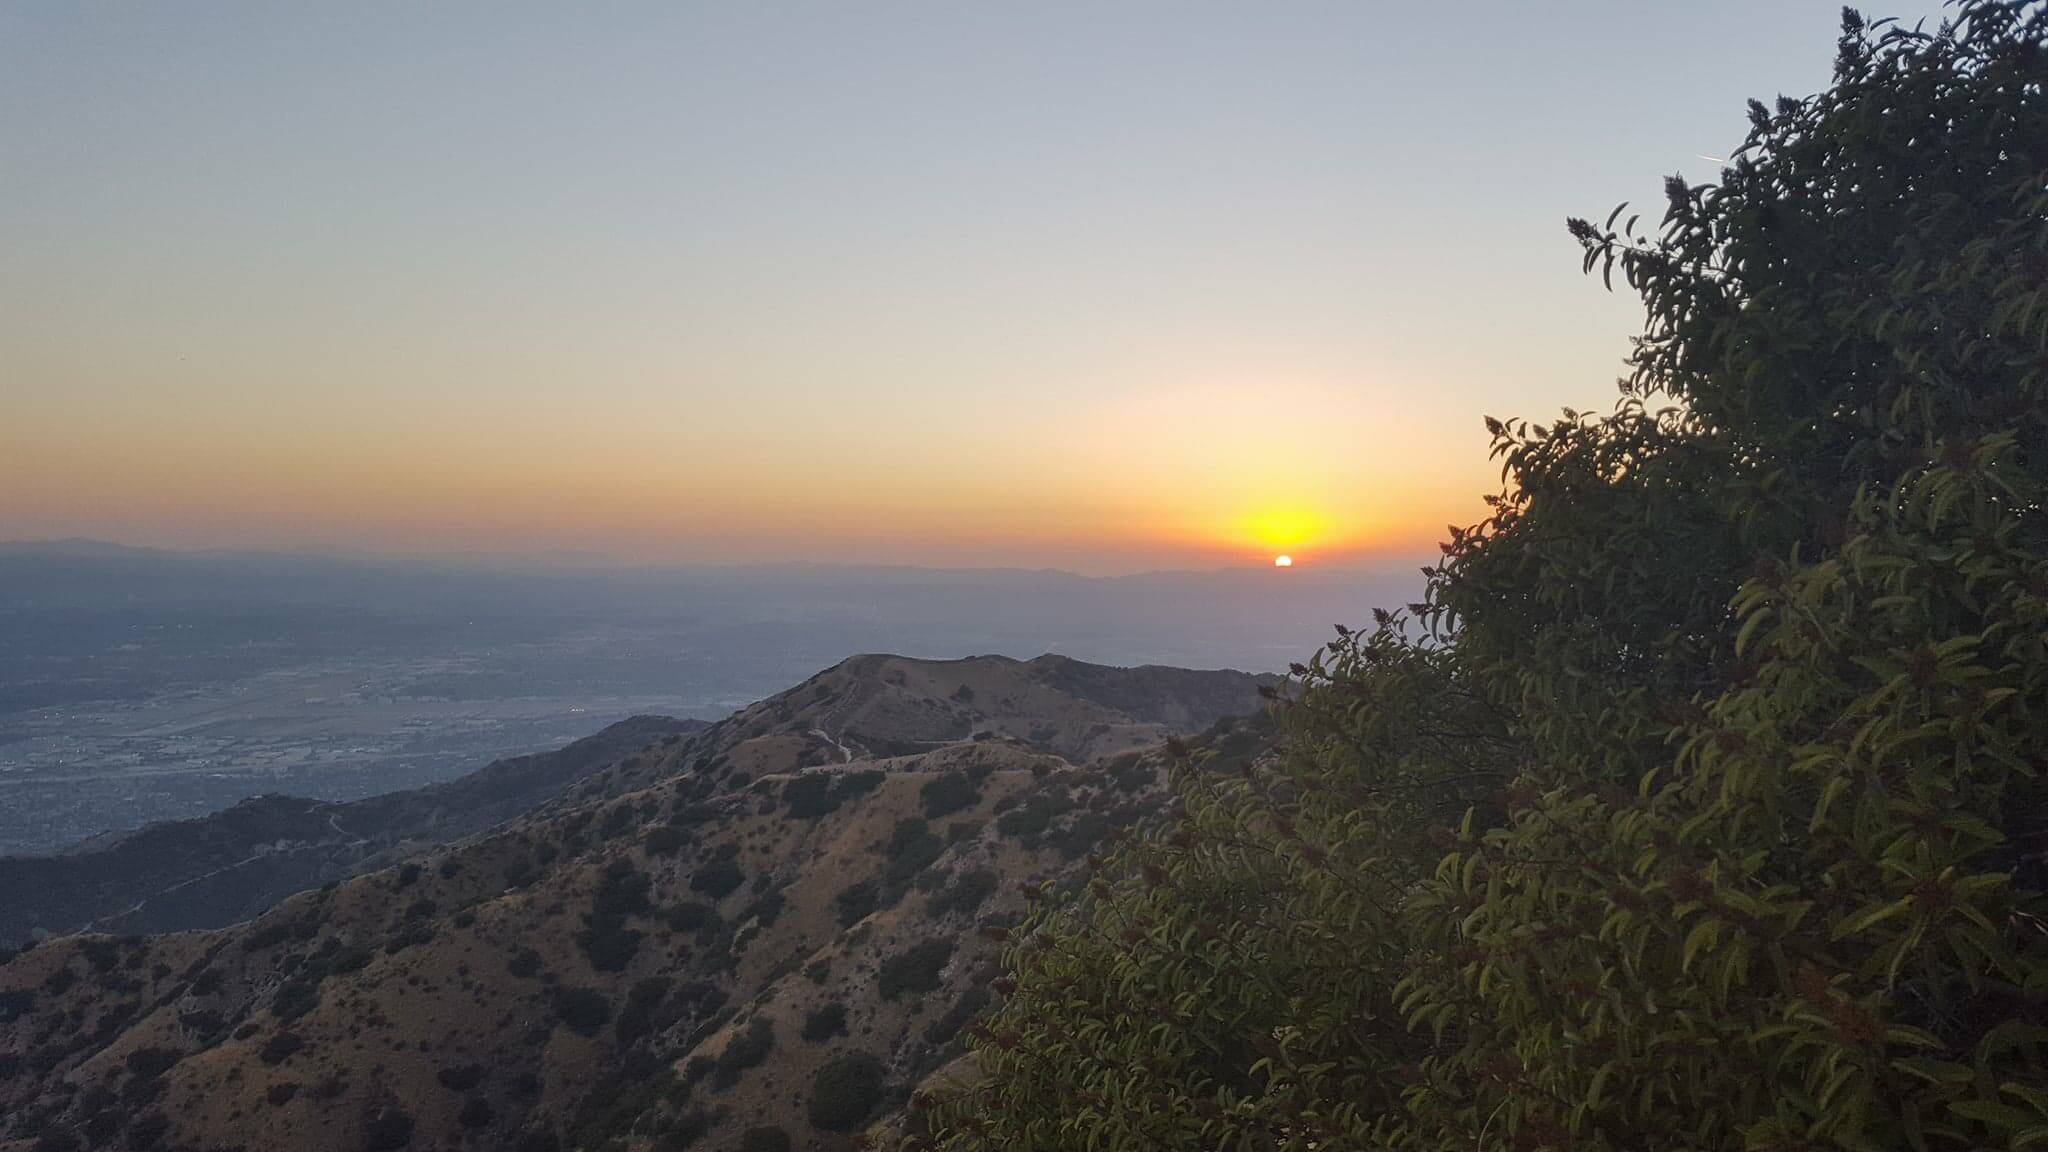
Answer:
0;654;1276;1152
0;717;707;947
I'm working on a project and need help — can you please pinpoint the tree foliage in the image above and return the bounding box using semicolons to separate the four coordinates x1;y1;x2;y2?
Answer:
926;6;2048;1150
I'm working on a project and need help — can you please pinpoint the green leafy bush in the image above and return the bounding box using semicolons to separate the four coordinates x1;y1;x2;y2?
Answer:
931;8;2048;1152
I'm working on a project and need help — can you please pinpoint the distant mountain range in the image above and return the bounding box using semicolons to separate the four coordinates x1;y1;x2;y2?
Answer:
0;653;1278;1152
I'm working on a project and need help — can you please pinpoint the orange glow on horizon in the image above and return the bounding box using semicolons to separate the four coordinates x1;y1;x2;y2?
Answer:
2;360;1496;573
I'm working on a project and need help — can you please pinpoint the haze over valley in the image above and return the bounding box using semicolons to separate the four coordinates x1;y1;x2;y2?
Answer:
0;539;1411;854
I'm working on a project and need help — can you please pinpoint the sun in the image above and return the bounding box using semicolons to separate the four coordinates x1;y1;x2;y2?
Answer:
1273;554;1293;568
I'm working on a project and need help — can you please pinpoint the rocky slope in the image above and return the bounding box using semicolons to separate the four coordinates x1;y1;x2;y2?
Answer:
0;654;1277;1152
0;716;707;946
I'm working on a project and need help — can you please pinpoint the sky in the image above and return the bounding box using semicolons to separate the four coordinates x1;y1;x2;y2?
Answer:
0;2;1947;574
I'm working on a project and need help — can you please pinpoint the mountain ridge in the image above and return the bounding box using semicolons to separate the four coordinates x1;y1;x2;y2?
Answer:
0;652;1278;1152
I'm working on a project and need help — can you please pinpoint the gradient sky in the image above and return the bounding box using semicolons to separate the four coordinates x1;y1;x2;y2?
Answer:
0;2;1944;573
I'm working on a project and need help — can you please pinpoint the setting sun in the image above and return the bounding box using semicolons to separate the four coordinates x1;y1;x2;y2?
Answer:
1274;554;1294;568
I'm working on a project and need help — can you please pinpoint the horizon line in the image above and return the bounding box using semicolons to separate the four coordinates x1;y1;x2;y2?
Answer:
0;535;1434;582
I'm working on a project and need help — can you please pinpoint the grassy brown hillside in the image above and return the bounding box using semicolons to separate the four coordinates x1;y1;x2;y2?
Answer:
0;655;1275;1152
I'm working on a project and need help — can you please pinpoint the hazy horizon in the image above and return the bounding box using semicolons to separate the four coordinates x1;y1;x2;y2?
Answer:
0;533;1436;579
0;537;1416;852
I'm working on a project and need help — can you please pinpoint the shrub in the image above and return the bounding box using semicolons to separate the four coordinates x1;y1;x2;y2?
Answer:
456;1097;495;1129
508;947;543;978
993;789;1070;841
614;976;672;1044
123;1047;181;1080
927;867;998;918
504;855;540;888
806;1052;885;1131
833;881;877;928
85;1113;124;1145
675;980;727;1017
599;803;637;839
576;916;641;973
663;902;721;936
878;940;951;1000
801;1001;847;1042
782;773;840;820
516;1128;562;1152
360;1105;414;1151
933;9;2048;1152
593;858;653;916
919;772;981;818
643;825;689;856
123;1114;168;1150
738;1126;791;1152
436;1064;484;1092
689;858;745;900
1107;755;1154;793
836;769;886;798
658;1108;712;1149
380;921;434;954
883;819;944;885
271;979;319;1022
579;859;653;971
552;986;611;1036
710;1017;774;1089
923;985;992;1048
257;1031;304;1065
79;938;120;973
742;887;786;927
